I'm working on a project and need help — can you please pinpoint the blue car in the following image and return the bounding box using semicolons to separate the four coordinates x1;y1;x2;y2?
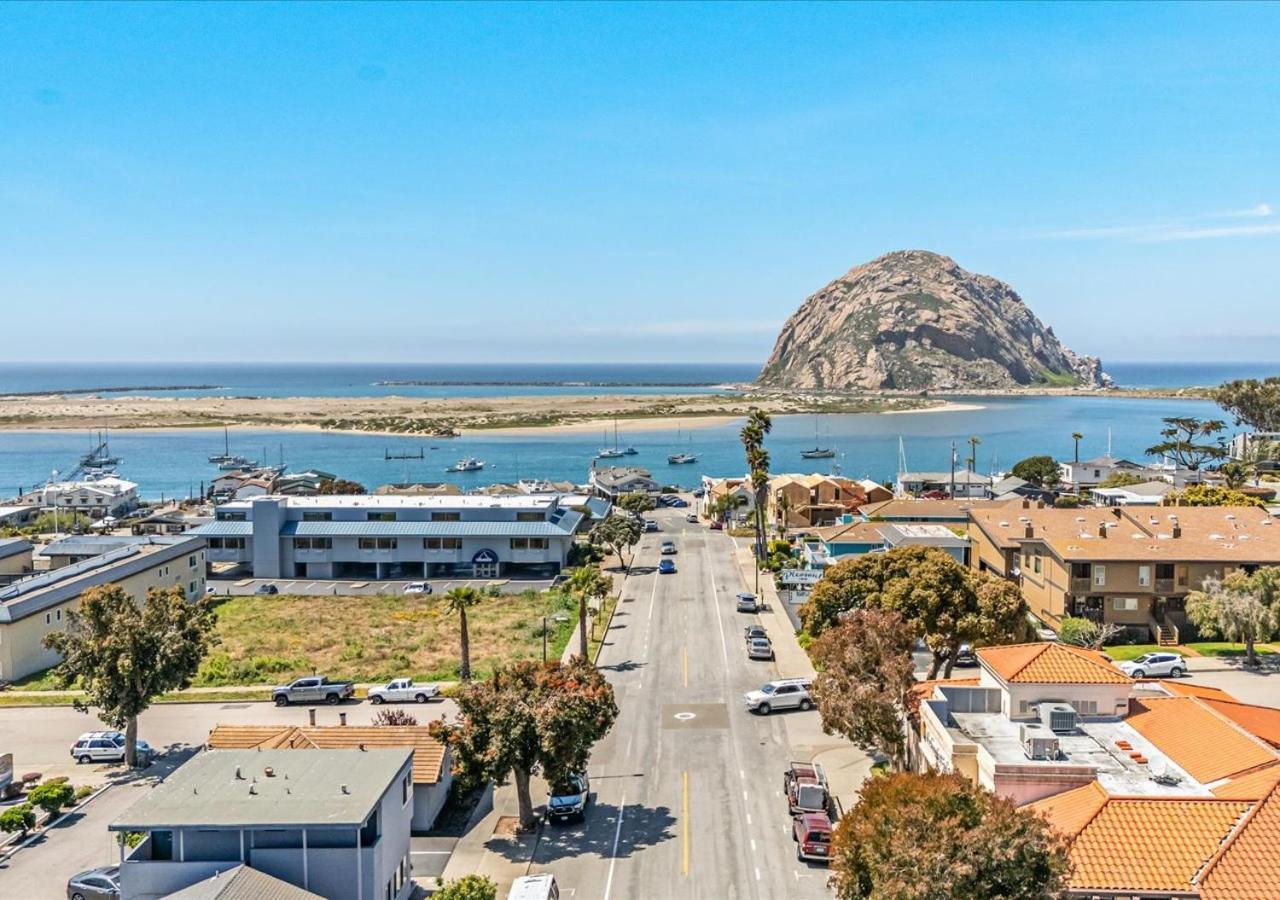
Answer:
658;559;676;575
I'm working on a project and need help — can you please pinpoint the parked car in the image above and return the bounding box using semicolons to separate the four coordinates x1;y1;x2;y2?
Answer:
658;559;677;575
792;811;833;864
70;732;153;765
403;582;433;595
1118;652;1186;679
546;772;590;824
743;678;813;715
747;637;774;660
644;520;659;533
953;644;978;667
668;498;688;508
508;874;559;900
784;761;829;815
736;592;759;613
67;865;120;900
271;675;356;706
709;520;723;530
744;624;768;642
255;583;279;595
685;513;698;523
692;488;706;498
367;678;440;704
661;540;677;555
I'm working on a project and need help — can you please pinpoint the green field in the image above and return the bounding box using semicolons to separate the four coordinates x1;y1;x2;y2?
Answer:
1104;641;1280;661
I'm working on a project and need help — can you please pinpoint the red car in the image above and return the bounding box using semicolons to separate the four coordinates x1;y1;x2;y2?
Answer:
709;520;724;531
792;811;833;864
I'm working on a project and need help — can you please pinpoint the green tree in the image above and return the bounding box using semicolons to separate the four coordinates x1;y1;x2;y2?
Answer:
317;478;367;494
564;564;613;659
1169;484;1265;508
431;658;618;831
432;875;497;900
1098;471;1145;488
371;708;419;726
1186;568;1280;668
0;805;36;836
1010;455;1060;488
1219;460;1252;490
1146;416;1227;471
1213;377;1280;432
828;772;1069;900
616;491;655;516
589;514;643;571
710;491;746;524
44;584;218;767
809;610;917;770
740;408;773;561
799;546;1028;678
442;586;484;681
1057;616;1122;651
28;781;76;817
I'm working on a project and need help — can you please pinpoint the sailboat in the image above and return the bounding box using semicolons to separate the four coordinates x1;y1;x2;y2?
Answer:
208;426;237;465
667;422;698;465
800;419;835;458
596;422;626;459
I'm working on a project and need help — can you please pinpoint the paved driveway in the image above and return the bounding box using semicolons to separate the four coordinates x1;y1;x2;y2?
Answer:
1182;655;1280;708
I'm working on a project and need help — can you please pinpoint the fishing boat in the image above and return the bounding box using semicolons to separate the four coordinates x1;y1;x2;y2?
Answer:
667;452;698;465
800;447;836;459
446;456;485;473
622;446;638;455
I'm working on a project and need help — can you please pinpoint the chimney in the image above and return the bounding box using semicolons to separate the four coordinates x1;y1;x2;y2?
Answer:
1022;499;1030;509
1024;524;1034;539
341;784;350;794
1098;522;1108;539
1112;507;1123;519
308;707;317;726
339;712;347;726
1036;500;1045;509
358;743;366;752
234;765;243;780
1172;524;1181;539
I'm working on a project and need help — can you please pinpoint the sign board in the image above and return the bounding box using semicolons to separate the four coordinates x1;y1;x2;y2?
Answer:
780;568;823;586
472;548;500;564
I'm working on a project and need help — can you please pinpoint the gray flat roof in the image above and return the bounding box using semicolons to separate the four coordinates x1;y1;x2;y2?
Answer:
40;535;147;558
0;538;32;561
110;748;411;830
192;518;579;539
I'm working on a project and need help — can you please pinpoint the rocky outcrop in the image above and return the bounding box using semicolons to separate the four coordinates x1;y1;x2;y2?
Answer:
758;250;1103;391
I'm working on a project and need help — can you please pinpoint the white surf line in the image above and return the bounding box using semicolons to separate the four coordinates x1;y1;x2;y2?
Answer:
602;793;628;900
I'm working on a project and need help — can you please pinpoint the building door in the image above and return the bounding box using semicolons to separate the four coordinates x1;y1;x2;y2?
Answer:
473;562;499;579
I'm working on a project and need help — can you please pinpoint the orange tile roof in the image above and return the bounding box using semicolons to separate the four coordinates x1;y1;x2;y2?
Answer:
208;724;446;784
1063;798;1250;893
1126;697;1280;785
1199;780;1280;900
1201;698;1280;749
1212;764;1280;801
978;642;1131;685
1025;781;1108;838
909;676;979;704
1161;681;1236;702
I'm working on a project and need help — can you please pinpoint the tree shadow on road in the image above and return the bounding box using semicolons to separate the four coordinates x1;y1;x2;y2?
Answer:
599;659;647;673
529;800;678;864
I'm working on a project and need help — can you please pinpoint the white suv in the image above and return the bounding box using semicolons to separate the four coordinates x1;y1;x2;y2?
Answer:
743;678;813;715
1118;652;1186;679
70;731;154;764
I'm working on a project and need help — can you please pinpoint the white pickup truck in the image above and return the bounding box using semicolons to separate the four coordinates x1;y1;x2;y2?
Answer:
367;678;441;705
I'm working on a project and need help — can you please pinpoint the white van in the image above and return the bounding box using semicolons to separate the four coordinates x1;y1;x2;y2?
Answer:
508;873;559;900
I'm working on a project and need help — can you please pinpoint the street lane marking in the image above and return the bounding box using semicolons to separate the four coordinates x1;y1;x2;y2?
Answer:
682;646;688;687
682;770;690;877
755;867;762;881
702;543;730;669
603;793;627;900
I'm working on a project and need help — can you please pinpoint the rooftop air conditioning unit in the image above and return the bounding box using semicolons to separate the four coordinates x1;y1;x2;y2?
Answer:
1020;723;1061;761
1038;702;1078;733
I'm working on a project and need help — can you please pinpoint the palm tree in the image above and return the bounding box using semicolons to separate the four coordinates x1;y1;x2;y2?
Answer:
740;409;773;580
443;586;483;681
1071;432;1083;464
966;436;981;473
565;565;613;659
775;493;792;532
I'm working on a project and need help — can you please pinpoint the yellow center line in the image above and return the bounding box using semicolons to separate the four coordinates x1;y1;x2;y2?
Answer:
682;769;690;876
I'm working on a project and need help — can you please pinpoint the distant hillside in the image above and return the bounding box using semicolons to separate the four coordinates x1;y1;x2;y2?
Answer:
758;250;1102;391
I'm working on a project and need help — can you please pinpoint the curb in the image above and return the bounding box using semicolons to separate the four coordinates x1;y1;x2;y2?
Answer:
0;782;112;863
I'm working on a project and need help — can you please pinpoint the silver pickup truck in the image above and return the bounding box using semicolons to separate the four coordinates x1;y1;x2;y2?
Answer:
271;676;356;706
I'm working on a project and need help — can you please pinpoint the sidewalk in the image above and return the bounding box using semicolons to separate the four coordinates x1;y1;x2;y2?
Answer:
433;777;546;895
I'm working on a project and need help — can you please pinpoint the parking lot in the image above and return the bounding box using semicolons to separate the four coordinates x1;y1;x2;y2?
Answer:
208;576;555;596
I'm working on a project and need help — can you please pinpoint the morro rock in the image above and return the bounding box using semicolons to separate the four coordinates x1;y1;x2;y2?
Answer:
757;250;1102;391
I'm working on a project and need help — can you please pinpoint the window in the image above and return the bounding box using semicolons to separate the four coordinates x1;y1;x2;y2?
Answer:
1137;565;1151;587
189;581;197;595
1033;553;1041;575
1113;597;1139;612
45;613;51;624
294;537;332;550
424;538;462;550
188;554;197;568
358;538;397;551
216;511;246;521
402;772;411;806
1074;700;1098;715
367;512;396;521
515;512;544;522
511;538;549;550
1176;565;1189;588
432;512;461;522
1093;565;1106;587
302;511;333;522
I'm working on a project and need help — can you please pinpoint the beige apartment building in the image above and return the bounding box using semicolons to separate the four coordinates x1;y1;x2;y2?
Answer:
0;536;205;682
768;474;866;530
968;504;1280;642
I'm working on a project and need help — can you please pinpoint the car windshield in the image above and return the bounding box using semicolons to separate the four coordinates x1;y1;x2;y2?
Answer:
761;684;777;695
1132;654;1155;664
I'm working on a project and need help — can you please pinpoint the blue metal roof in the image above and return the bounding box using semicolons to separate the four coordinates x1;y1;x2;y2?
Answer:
0;538;32;561
188;521;255;537
280;520;574;538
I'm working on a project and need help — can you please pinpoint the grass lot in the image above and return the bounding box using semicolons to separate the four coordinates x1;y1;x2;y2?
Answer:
194;589;580;685
1104;641;1280;661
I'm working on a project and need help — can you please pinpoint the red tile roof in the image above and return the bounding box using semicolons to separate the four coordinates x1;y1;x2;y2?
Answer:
978;642;1131;685
1126;697;1280;785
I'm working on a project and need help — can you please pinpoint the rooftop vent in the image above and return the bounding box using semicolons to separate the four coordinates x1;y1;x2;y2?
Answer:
341;784;350;795
264;766;275;778
1038;702;1079;733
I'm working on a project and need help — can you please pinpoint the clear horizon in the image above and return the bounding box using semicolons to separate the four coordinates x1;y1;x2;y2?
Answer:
3;3;1279;363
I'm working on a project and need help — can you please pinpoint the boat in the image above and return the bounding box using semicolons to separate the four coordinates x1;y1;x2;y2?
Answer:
597;421;631;459
800;448;836;459
79;431;121;469
622;446;639;455
446;456;485;473
208;426;237;464
218;455;257;471
667;452;698;465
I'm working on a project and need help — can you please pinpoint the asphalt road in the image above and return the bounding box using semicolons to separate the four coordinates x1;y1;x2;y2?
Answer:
533;507;830;900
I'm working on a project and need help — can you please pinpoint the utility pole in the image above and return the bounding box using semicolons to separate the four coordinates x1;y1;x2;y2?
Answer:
949;442;956;500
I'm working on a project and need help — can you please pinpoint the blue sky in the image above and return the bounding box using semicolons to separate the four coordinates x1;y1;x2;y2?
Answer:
2;2;1277;364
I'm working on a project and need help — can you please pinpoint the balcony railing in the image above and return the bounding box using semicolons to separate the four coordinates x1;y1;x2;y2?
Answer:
1154;578;1177;594
1070;577;1092;593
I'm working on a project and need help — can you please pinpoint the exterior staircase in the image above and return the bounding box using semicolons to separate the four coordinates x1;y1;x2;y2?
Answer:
1157;622;1179;647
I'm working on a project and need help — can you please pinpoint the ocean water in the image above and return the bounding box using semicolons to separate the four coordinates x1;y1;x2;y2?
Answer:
0;394;1225;500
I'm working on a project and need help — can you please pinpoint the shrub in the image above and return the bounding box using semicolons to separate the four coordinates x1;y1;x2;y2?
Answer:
0;804;36;835
1053;494;1082;509
433;874;497;900
372;708;419;727
74;785;95;801
29;780;76;816
1058;617;1100;648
